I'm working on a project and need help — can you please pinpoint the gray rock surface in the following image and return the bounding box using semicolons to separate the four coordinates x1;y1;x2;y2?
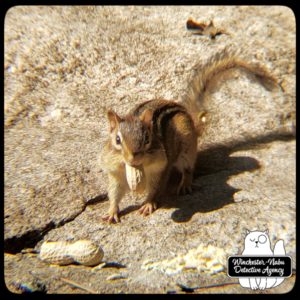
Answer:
5;6;295;294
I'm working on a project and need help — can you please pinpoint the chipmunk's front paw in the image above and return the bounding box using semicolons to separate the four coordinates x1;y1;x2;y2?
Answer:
102;209;120;224
139;202;157;216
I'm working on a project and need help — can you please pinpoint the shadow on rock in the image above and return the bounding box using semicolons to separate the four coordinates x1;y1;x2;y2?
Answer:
119;205;141;218
163;130;295;223
89;130;294;222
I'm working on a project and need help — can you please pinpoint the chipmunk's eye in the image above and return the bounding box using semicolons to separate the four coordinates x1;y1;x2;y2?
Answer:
116;135;121;145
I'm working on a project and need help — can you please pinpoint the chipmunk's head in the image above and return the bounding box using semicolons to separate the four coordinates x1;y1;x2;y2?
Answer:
107;109;153;167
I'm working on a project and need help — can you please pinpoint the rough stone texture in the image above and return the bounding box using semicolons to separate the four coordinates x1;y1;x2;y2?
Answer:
4;6;295;294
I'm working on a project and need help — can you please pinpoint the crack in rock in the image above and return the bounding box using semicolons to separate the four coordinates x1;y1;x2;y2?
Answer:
4;194;107;254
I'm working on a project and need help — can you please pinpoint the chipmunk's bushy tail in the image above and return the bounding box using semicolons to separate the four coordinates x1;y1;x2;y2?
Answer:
182;47;278;135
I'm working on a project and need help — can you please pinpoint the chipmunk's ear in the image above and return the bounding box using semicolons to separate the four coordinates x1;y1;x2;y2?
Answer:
107;110;121;132
140;109;153;128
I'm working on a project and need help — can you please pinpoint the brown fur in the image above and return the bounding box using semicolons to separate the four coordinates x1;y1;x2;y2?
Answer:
101;99;197;222
101;48;278;223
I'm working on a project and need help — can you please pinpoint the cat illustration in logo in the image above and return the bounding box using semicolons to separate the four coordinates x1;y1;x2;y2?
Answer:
239;229;286;290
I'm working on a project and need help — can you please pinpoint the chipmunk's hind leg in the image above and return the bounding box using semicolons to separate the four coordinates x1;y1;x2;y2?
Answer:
176;167;193;195
172;113;198;196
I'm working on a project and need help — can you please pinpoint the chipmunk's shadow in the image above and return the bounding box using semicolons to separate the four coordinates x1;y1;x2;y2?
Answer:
163;130;295;223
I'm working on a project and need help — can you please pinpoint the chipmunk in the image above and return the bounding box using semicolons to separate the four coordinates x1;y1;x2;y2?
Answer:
100;47;278;223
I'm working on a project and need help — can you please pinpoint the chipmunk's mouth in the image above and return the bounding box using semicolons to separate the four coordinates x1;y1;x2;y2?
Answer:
126;160;143;167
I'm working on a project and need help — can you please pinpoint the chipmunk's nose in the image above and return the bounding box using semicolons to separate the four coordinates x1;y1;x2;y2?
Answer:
127;152;142;166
